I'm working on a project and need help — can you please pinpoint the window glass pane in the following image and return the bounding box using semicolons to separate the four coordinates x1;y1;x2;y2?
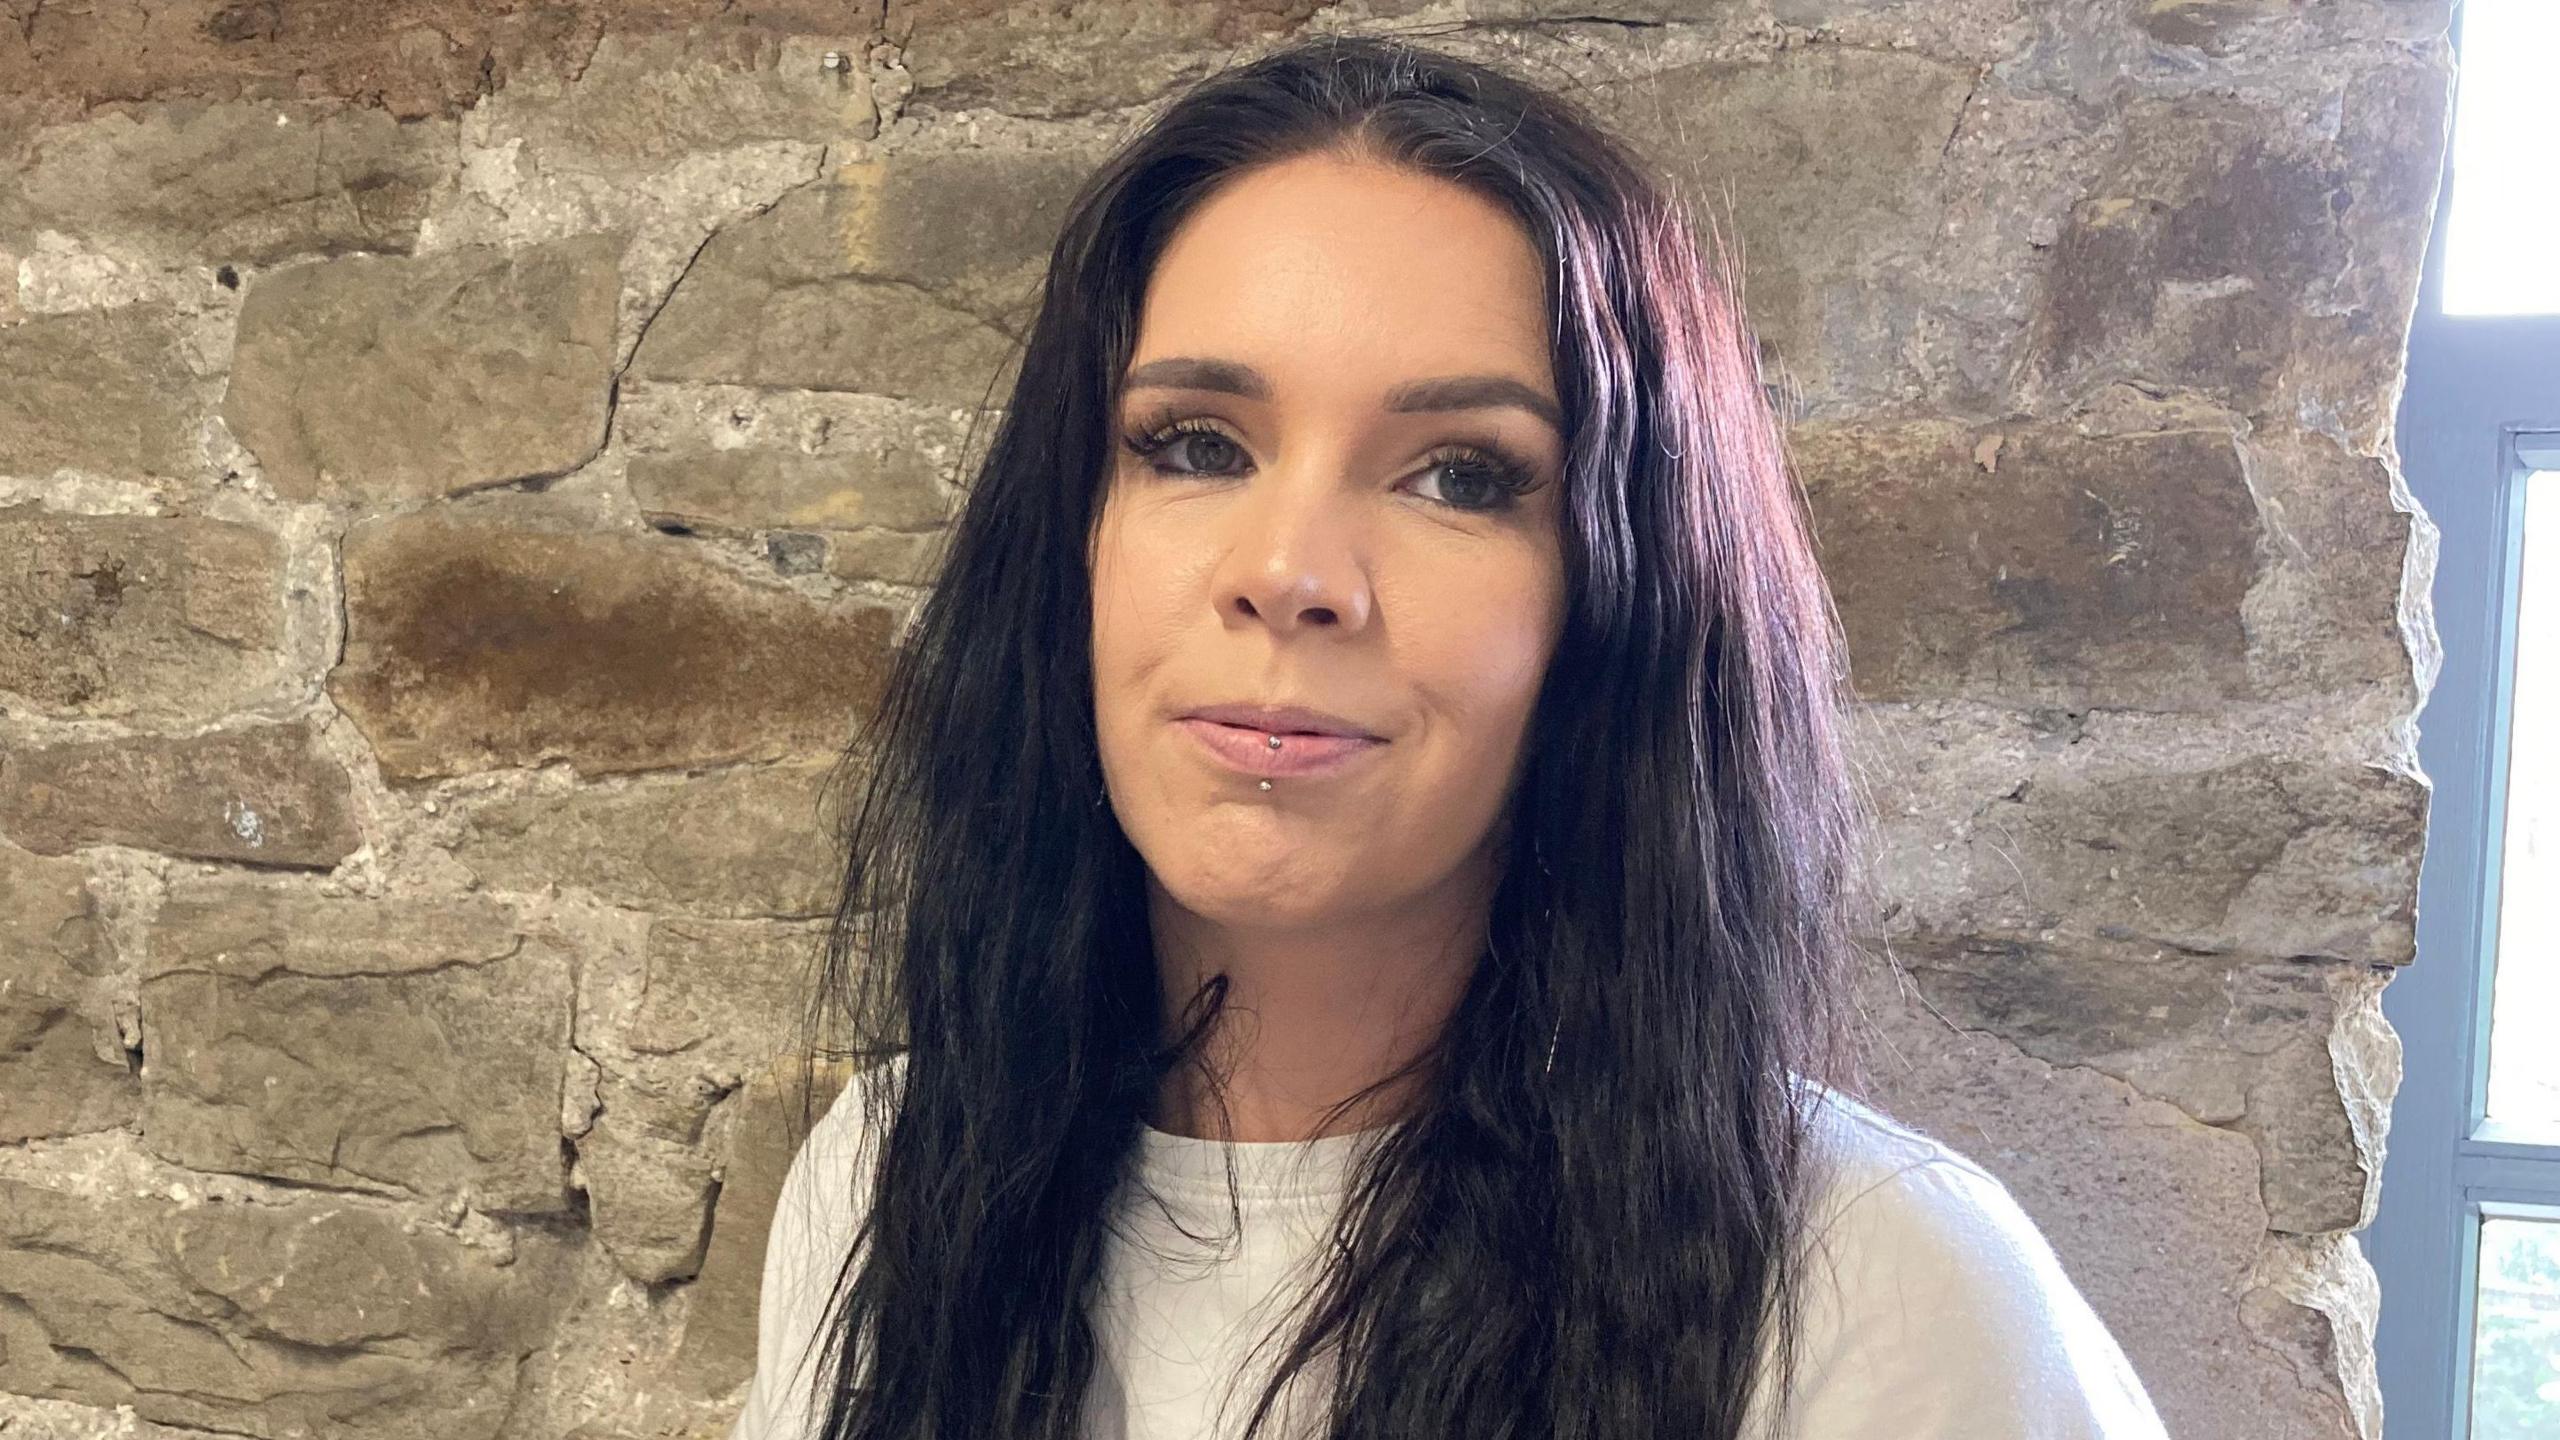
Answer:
2471;1216;2560;1439
2440;0;2560;316
2487;471;2560;1130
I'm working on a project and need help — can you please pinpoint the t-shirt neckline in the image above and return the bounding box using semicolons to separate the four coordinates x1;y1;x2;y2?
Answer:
1134;1117;1398;1204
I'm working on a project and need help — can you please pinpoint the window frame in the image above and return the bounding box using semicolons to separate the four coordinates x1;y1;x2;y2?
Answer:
2368;5;2560;1431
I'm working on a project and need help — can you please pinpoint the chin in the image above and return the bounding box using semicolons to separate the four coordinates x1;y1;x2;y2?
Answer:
1151;862;1352;929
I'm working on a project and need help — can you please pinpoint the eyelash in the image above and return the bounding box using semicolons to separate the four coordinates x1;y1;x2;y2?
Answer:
1116;411;1544;515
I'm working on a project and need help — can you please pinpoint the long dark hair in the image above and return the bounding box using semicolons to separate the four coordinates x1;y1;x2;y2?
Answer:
789;28;1876;1440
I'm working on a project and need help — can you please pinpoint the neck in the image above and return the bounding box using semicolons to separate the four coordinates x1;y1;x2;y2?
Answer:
1144;855;1496;1143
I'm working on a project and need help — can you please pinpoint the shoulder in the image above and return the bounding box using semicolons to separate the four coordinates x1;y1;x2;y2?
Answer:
756;1049;906;1310
1759;1084;2171;1440
731;1054;906;1440
775;1052;904;1243
1795;1084;2020;1247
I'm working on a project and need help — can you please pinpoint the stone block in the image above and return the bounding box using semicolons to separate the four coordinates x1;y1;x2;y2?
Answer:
890;0;1303;119
0;508;287;724
223;233;623;503
0;2;883;124
1877;939;2394;1231
629;147;1097;401
822;527;950;586
629;445;953;536
478;27;883;176
0;1175;572;1440
1863;708;2427;968
1851;968;2376;1439
0;304;200;478
329;508;898;779
2231;425;2434;698
0;719;359;866
672;1053;858;1399
140;882;575;1213
448;759;844;919
0;100;454;264
573;916;827;1284
0;842;132;1143
1596;45;1978;410
2023;55;2453;451
1796;421;2259;709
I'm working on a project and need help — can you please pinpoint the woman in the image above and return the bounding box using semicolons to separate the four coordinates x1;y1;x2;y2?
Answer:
730;30;2171;1440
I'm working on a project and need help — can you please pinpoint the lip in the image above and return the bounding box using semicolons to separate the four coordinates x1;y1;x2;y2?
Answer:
1178;718;1386;779
1178;702;1383;740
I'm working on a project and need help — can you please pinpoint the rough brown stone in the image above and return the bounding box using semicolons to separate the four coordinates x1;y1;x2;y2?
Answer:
2023;54;2453;452
822;526;951;586
2119;0;2457;54
0;719;359;867
0;100;455;264
2234;425;2436;698
673;1053;856;1397
888;0;1326;119
583;1118;724;1284
1596;45;1977;410
479;27;883;175
448;759;844;919
223;233;623;503
1851;967;2374;1439
1868;713;2428;967
0;842;132;1144
0;1176;572;1440
629;444;953;536
140;882;575;1212
628;147;1097;401
330;508;898;780
1960;755;2425;965
1796;421;2261;709
0;2;885;125
622;917;822;1090
1880;939;2392;1232
0;304;201;478
572;917;827;1283
0;508;288;723
2243;1232;2386;1440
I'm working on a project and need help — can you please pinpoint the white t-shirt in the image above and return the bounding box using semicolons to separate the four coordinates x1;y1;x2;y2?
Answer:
726;1056;2171;1440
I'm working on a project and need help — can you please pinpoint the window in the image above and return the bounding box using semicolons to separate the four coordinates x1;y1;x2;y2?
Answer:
2369;4;2560;1436
2436;3;2560;318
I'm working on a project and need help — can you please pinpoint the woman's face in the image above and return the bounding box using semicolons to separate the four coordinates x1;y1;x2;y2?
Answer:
1089;152;1569;938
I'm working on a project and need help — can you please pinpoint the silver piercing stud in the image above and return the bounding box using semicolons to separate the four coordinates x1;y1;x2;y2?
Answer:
1258;780;1272;791
1266;734;1284;749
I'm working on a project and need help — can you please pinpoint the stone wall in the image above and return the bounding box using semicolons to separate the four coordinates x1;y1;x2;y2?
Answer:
0;3;2450;1437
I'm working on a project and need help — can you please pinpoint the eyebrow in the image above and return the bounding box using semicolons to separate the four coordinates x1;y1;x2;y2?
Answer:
1121;356;1565;436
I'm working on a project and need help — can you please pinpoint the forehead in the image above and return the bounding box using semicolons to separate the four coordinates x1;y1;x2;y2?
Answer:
1131;155;1556;396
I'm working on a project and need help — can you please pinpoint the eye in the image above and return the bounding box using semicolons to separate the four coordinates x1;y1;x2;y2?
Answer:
1119;416;1247;478
1118;413;1546;516
1408;444;1542;515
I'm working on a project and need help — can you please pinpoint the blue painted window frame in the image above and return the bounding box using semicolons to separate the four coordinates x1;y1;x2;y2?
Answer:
2368;6;2560;1434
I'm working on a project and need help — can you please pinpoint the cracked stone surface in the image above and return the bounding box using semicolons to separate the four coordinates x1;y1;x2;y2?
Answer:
222;234;626;503
0;2;2450;1436
139;878;578;1213
1854;961;2380;1439
0;841;133;1146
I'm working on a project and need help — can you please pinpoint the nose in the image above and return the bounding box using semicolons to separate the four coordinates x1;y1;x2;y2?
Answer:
1215;474;1375;635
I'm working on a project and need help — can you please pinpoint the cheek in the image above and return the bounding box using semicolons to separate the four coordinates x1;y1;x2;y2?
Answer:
1400;552;1564;724
1087;497;1186;733
1419;621;1552;770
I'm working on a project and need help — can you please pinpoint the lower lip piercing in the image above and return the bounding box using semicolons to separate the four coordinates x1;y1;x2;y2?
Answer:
1178;719;1382;784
